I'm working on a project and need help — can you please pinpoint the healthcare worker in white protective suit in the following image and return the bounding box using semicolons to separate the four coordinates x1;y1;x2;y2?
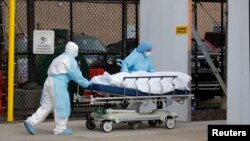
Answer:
24;41;91;135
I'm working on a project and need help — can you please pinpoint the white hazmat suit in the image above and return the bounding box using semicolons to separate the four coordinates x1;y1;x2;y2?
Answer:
24;42;91;135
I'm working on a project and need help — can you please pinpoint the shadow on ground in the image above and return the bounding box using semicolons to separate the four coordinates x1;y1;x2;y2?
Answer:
192;109;226;121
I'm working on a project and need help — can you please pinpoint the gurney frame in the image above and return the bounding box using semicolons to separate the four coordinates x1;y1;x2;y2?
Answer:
81;75;193;132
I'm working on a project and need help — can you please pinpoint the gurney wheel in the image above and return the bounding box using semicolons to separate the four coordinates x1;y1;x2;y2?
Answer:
157;120;163;125
129;122;141;129
102;121;113;133
148;120;158;127
86;118;96;130
165;118;176;129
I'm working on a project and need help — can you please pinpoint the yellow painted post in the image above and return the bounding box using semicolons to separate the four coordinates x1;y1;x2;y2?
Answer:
7;0;16;122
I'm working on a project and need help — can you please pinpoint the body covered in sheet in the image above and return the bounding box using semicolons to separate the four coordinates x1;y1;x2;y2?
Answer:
91;71;191;94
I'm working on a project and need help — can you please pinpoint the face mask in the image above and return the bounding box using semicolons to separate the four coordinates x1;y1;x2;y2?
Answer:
145;51;152;57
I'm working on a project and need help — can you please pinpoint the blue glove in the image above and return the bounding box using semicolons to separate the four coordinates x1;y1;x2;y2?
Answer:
116;59;123;66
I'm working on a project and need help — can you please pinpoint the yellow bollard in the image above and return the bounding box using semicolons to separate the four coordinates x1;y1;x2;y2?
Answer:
7;0;16;122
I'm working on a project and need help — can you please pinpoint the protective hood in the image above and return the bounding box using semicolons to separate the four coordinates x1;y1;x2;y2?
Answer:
65;41;79;57
136;42;152;53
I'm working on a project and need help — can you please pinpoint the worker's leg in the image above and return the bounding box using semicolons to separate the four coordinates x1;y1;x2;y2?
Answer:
24;78;53;135
26;92;53;126
52;79;72;135
26;79;53;126
53;115;71;135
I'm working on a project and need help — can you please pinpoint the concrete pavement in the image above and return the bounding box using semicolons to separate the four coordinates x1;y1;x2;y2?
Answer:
0;120;226;141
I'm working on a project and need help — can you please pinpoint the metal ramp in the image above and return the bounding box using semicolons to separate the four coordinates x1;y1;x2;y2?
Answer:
192;26;227;96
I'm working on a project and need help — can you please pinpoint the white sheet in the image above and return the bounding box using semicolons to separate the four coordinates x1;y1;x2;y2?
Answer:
90;71;191;94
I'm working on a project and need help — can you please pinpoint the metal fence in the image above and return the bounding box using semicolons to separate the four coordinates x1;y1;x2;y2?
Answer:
0;0;227;120
192;0;227;109
0;0;139;120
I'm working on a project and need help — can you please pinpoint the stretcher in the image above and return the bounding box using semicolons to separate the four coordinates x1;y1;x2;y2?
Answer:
78;75;193;132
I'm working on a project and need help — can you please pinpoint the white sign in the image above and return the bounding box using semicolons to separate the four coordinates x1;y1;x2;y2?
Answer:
33;30;55;54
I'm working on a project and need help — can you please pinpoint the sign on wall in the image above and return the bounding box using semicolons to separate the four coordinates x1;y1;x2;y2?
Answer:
176;26;188;35
33;30;55;54
140;0;191;122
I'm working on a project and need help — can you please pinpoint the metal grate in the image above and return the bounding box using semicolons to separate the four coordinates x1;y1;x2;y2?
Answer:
192;0;227;109
1;0;139;120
